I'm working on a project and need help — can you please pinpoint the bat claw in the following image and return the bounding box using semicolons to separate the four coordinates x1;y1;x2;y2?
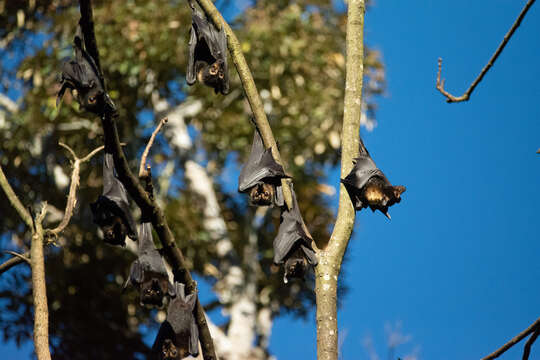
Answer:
383;211;391;220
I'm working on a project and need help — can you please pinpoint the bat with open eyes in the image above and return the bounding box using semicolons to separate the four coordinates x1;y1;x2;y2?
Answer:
273;186;318;283
57;24;116;115
125;222;175;308
238;128;290;207
151;283;199;360
341;140;405;219
90;152;137;246
186;1;229;95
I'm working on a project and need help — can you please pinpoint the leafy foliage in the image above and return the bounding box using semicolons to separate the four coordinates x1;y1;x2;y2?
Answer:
0;0;384;357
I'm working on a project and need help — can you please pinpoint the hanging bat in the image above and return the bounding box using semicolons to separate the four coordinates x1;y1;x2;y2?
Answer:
341;141;405;219
151;283;199;360
186;1;229;95
90;152;137;246
57;25;116;115
273;187;317;283
125;222;176;308
238;128;290;207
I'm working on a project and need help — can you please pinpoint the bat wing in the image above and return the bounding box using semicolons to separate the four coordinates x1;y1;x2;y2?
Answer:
125;259;142;288
102;153;137;240
273;212;303;264
341;154;385;190
189;317;200;357
238;130;288;192
138;222;168;276
186;21;198;86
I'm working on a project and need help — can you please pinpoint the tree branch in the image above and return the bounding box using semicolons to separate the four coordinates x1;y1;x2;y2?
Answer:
522;327;540;360
436;0;536;103
192;0;293;210
0;252;29;275
0;163;33;228
30;203;51;360
139;117;167;177
77;2;217;358
315;1;365;360
481;317;540;360
48;142;104;237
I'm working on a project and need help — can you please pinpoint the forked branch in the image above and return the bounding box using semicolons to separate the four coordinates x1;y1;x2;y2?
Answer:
481;317;540;360
436;0;536;103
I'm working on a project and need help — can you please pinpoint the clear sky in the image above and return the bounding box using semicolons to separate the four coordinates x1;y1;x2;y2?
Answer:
270;0;540;359
2;0;540;359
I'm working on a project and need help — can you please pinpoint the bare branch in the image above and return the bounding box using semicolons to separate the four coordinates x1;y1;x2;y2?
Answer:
436;0;536;103
0;164;33;228
193;0;294;210
77;2;217;358
315;1;365;360
522;328;540;360
481;317;540;360
4;250;30;264
0;252;30;275
49;144;104;236
139;117;167;177
58;142;78;161
30;209;51;360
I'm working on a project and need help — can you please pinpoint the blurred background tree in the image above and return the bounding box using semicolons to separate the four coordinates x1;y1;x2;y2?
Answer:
0;0;384;358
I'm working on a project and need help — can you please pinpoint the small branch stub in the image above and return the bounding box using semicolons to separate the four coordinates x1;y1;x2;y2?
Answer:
436;0;536;103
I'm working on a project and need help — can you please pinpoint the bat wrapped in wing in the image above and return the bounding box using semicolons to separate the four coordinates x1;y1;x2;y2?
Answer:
125;222;175;308
57;25;116;115
238;128;290;207
91;152;137;246
273;187;317;283
151;283;199;360
186;1;229;94
341;140;405;219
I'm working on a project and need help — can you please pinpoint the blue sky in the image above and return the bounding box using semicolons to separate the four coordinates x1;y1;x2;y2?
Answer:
271;0;540;359
2;0;540;359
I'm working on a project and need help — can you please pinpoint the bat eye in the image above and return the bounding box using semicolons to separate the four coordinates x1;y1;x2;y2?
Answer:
88;96;96;104
218;71;224;79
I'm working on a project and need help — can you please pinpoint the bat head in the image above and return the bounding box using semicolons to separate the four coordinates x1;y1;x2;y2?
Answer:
248;182;275;206
90;197;130;246
161;338;180;360
140;275;170;308
196;59;227;94
283;252;308;284
342;152;406;217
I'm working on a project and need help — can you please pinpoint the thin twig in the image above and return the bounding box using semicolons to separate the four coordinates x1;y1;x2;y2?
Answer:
58;142;77;161
522;328;540;360
436;0;536;103
193;0;294;210
481;317;540;360
49;143;104;236
0;163;33;228
78;1;218;358
0;253;29;275
4;251;31;264
139;117;167;177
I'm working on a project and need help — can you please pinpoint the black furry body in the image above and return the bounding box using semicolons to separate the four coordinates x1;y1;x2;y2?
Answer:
186;4;229;94
125;222;175;307
238;129;289;207
91;153;137;246
151;283;199;359
273;187;317;283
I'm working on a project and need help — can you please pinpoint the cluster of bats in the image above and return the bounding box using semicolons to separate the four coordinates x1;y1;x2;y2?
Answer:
56;2;405;358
